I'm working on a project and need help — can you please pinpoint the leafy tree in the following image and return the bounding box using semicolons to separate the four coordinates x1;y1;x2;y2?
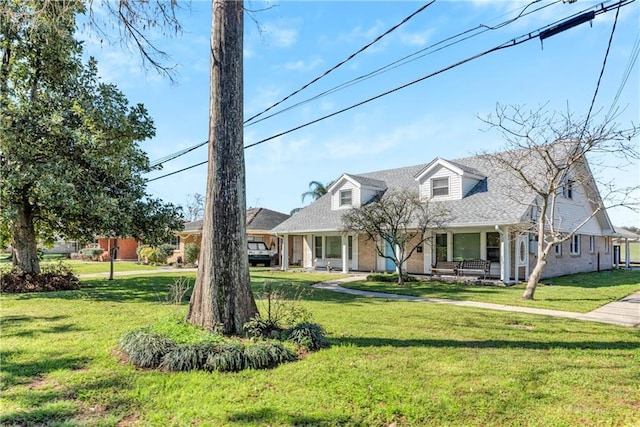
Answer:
342;189;450;285
301;180;331;203
479;105;639;299
0;1;181;275
187;0;258;335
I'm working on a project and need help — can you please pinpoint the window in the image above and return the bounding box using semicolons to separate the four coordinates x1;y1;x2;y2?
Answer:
431;177;449;197
326;236;342;258
589;236;595;253
339;190;352;206
555;243;562;256
314;236;323;259
570;234;581;255
247;235;263;242
486;232;500;262
435;233;447;261
453;233;480;260
562;179;574;199
168;236;180;250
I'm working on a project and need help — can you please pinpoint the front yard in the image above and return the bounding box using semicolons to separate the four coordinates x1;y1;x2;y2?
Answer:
1;270;639;426
343;269;640;312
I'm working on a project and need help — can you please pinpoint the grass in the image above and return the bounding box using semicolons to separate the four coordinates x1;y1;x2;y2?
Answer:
1;271;639;426
342;269;640;313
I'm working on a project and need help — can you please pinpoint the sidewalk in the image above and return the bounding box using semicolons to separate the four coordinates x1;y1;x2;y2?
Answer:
313;275;640;328
78;267;197;279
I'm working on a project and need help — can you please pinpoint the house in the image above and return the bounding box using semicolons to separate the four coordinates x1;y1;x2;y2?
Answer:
95;237;140;261
271;145;617;283
172;207;291;264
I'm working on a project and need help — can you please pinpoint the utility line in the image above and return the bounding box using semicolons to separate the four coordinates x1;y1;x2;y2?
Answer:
147;0;634;183
243;1;436;126
607;30;639;118
245;0;561;129
149;0;555;168
245;0;631;151
149;139;208;168
584;1;621;133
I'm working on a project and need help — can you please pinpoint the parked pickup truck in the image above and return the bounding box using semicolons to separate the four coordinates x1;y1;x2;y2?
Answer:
248;242;271;267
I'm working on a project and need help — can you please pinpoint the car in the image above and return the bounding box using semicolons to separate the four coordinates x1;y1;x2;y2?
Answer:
248;241;271;267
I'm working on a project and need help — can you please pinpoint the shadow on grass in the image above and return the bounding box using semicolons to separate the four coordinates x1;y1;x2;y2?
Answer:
2;314;86;339
336;336;640;351
227;407;361;426
1;351;90;388
1;372;135;426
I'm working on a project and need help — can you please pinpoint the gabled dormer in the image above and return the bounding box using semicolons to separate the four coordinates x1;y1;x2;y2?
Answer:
414;158;485;201
328;173;387;210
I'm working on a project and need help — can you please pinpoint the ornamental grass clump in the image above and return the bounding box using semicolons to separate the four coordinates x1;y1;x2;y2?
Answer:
286;322;330;351
159;342;211;371
119;329;176;368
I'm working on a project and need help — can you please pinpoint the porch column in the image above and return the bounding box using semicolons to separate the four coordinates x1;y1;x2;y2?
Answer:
480;231;487;260
624;238;630;268
304;234;313;269
446;232;453;262
281;235;289;271
497;226;511;284
424;232;433;274
341;234;348;273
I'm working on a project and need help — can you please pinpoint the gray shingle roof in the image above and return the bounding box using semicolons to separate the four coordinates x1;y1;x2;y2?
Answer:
180;208;289;235
343;174;387;189
272;152;538;234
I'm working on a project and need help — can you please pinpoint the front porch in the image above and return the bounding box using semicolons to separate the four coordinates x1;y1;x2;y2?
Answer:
278;226;531;284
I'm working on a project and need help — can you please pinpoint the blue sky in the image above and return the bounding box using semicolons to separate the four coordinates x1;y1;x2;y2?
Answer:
81;0;639;227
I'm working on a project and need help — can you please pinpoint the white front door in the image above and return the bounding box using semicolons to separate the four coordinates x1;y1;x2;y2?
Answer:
293;236;303;265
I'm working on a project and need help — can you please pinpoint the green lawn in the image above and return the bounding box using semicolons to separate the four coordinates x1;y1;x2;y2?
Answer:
1;271;639;426
343;269;640;313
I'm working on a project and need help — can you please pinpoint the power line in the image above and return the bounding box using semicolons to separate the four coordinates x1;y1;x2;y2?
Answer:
584;2;622;131
607;30;640;118
245;0;562;129
147;0;635;183
245;0;631;151
149;139;208;168
243;1;436;126
148;0;556;168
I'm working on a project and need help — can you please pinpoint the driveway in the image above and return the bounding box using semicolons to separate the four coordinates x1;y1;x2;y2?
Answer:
313;275;640;328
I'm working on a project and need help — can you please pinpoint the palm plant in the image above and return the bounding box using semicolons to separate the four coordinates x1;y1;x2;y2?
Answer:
301;180;331;203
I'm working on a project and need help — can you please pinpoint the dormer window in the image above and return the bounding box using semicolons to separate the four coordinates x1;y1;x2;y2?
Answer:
431;177;449;197
562;179;573;199
339;189;352;206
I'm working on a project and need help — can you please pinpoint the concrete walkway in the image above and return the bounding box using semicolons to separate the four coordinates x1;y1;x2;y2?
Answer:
313;275;640;328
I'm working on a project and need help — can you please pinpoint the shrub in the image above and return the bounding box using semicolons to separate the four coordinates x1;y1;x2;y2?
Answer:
78;247;104;261
184;243;200;265
156;244;176;264
286;322;330;351
165;277;192;305
136;244;150;262
244;316;283;339
366;272;419;283
118;329;176;368
139;246;158;264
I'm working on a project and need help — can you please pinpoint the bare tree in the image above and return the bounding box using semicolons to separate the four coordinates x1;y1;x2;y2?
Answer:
184;193;205;221
479;104;639;299
187;0;258;335
342;189;450;285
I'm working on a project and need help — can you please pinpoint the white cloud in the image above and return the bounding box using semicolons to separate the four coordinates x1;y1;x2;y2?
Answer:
399;29;435;47
282;58;324;71
263;24;298;48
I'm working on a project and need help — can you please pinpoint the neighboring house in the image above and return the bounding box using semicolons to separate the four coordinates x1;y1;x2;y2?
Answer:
271;147;618;283
172;207;291;264
95;237;139;261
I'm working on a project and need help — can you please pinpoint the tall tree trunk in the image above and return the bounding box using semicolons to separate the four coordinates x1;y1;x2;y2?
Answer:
11;200;40;274
187;0;258;335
